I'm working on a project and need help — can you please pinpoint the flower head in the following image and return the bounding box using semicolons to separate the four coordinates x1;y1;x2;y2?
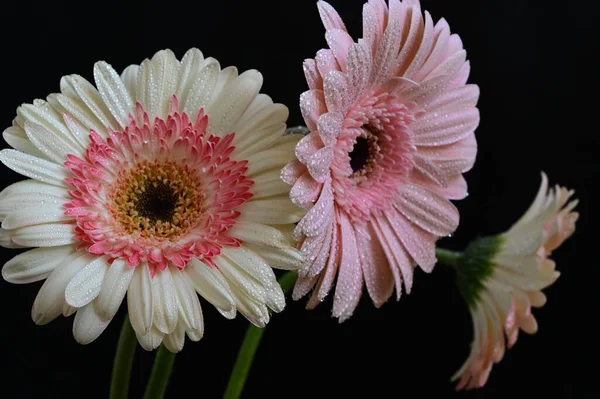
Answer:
452;173;578;390
284;0;479;320
0;49;304;352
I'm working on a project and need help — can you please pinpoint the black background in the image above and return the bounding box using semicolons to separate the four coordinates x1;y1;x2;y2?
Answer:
0;0;598;397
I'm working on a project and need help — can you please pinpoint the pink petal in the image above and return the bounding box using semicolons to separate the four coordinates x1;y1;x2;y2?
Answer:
290;171;322;208
450;60;471;89
315;49;340;80
415;18;451;81
303;222;334;278
395;183;459;237
372;2;404;84
370;217;405;299
374;214;415;294
412;154;448;187
404;11;435;79
394;0;423;75
323;70;350;113
293;177;334;239
300;89;327;131
346;40;373;102
356;222;394;307
295;132;324;164
317;1;348;32
326;29;354;71
362;0;387;53
411;171;469;200
306;211;341;309
307;146;334;183
412;108;479;147
303;59;323;90
425;84;480;113
332;211;363;321
384;209;437;272
281;159;307;185
292;275;319;301
317;112;343;146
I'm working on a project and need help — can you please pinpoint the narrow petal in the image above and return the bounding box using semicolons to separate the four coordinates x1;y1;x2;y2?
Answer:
120;64;139;101
2;245;75;284
163;323;186;353
294;177;334;239
185;259;236;319
136;327;164;351
3;126;47;160
0;149;69;188
73;304;111;345
94;61;135;128
65;256;109;308
326;29;354;71
246;242;302;271
94;259;135;321
182;58;220;117
356;223;394;307
127;265;154;334
24;121;83;163
395;183;459;236
332;212;363;322
2;202;72;229
300;90;327;131
172;269;203;331
317;1;347;31
176;48;205;107
32;252;92;325
152;268;179;334
11;223;76;247
227;221;291;249
237;197;305;225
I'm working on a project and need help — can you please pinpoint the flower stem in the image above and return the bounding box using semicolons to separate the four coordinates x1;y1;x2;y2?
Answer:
143;344;176;399
223;271;298;399
436;247;463;267
110;315;137;399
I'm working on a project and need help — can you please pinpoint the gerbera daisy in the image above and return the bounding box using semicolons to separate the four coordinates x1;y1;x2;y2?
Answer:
283;0;480;320
452;173;578;390
0;48;304;352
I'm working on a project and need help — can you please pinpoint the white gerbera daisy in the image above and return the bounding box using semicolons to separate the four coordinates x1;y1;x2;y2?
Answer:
0;48;304;352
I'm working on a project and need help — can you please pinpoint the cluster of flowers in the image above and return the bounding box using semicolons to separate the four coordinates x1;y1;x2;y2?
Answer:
0;0;577;390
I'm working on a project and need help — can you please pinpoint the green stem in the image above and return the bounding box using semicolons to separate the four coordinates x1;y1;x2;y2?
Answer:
436;247;463;267
144;344;176;399
223;271;298;399
110;315;137;399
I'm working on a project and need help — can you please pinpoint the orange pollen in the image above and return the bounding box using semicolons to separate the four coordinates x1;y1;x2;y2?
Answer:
109;160;205;240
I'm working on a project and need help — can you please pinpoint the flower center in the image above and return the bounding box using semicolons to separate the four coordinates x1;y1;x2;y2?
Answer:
110;160;205;240
350;126;379;177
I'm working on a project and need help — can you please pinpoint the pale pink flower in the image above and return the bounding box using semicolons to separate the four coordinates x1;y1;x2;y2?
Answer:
453;173;578;390
283;0;480;320
0;49;304;352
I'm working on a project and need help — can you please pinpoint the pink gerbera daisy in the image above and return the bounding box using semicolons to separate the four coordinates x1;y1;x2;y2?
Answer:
283;0;480;320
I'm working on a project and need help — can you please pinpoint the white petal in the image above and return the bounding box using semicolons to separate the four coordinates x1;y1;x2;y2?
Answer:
152;268;179;334
214;255;267;305
120;65;139;101
24;121;83;163
149;50;180;118
127;265;154;334
208;70;262;137
176;48;205;107
234;123;287;159
0;180;68;219
136;327;164;351
73;304;111;345
65;256;109;308
182;58;220;117
185;259;236;319
237;197;305;225
171;269;202;331
94;259;135;321
163;323;185;353
16;101;79;150
11;222;76;247
32;252;93;325
245;243;302;271
2;202;72;229
221;246;279;288
0;229;25;248
246;148;296;177
2;245;75;284
3;126;47;159
227;221;291;249
94;61;135;128
0;149;69;187
250;169;292;199
60;74;119;134
208;66;238;112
